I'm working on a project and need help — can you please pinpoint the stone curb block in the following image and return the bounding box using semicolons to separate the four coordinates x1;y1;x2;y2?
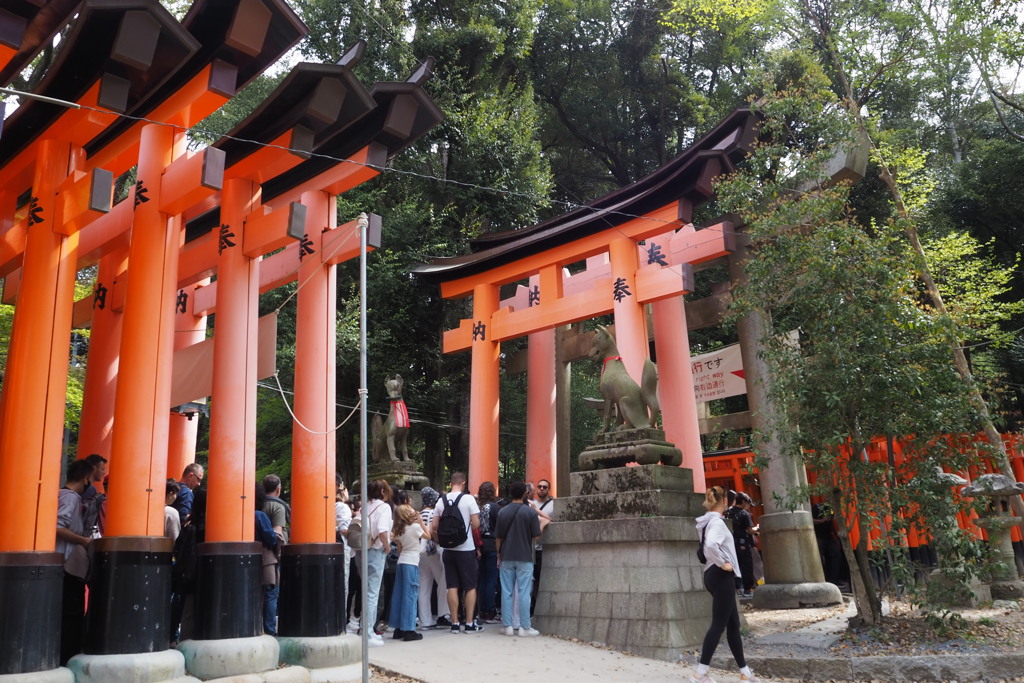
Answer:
204;667;311;683
178;635;279;680
66;649;188;683
277;635;360;669
0;668;75;683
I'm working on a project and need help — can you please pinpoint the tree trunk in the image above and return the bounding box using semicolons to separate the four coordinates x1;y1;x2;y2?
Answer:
830;487;882;625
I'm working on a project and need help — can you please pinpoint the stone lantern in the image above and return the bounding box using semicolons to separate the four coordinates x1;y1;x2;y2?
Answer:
963;473;1024;600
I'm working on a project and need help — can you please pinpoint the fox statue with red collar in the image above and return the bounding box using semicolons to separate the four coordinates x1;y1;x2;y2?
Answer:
590;324;660;433
372;374;411;461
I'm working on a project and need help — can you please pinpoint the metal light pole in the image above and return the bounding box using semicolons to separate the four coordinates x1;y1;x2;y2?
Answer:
357;212;370;683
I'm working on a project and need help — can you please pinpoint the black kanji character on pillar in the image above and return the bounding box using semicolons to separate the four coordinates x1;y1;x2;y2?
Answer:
218;223;236;254
528;285;540;307
176;289;189;314
613;277;632;302
299;233;315;261
28;197;44;226
93;282;108;310
646;242;668;266
472;320;486;341
134;180;150;210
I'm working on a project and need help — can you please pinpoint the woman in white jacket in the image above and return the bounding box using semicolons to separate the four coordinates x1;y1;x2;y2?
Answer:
692;486;760;683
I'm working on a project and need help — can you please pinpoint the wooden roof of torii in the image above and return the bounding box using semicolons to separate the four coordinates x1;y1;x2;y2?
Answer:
413;107;760;290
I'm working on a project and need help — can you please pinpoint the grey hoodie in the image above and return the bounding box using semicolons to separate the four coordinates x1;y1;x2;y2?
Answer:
695;511;741;577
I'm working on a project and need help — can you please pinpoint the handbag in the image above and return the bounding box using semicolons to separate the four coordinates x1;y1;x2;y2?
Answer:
65;543;89;580
347;517;364;550
348;504;383;551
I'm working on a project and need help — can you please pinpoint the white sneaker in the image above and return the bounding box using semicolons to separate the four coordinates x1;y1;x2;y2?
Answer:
367;633;385;647
500;626;516;636
518;627;540;637
690;673;716;683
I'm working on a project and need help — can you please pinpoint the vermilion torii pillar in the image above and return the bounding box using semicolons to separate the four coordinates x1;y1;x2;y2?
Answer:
0;139;84;672
198;176;263;639
648;226;705;489
607;236;649;384
168;280;209;480
290;189;339;548
470;283;501;490
527;327;558;492
77;248;127;465
95;123;182;654
279;190;345;638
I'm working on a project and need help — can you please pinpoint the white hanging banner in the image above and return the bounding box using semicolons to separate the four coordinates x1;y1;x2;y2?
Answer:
691;343;746;403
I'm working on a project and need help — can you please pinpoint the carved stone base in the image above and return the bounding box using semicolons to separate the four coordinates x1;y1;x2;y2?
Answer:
533;465;713;661
354;460;429;492
579;429;682;470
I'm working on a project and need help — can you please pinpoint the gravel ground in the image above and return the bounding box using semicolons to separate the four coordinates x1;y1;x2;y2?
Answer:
371;665;422;682
743;597;1024;658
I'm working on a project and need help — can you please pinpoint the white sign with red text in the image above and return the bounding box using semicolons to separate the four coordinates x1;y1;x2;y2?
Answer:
691;343;745;403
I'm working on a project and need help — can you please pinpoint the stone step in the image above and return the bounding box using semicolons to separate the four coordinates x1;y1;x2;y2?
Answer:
543;516;702;545
569;464;694;496
557;489;705;522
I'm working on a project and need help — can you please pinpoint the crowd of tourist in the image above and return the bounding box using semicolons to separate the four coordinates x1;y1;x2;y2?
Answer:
340;472;554;646
55;459;559;661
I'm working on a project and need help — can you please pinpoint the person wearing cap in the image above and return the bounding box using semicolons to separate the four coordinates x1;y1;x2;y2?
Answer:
417;486;451;629
725;492;758;597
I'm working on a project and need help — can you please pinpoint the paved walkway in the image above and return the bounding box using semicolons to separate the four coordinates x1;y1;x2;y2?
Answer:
368;625;753;683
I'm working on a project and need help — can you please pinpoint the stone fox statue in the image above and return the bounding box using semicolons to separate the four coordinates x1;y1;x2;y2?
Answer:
590;325;660;432
372;375;410;461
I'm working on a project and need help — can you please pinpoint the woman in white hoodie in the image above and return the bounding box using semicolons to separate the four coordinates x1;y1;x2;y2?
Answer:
692;486;760;683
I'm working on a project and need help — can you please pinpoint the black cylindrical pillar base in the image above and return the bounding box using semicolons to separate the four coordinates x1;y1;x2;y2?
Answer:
278;543;346;637
85;536;173;655
194;542;261;640
0;551;63;674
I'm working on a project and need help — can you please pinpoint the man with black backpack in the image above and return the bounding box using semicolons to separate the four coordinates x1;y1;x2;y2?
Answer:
430;472;481;634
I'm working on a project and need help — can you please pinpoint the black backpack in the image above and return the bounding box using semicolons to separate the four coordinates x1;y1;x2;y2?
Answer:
172;523;199;593
437;493;469;549
82;492;105;537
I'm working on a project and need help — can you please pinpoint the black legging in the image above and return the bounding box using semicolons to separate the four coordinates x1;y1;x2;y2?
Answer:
737;545;754;592
699;565;746;667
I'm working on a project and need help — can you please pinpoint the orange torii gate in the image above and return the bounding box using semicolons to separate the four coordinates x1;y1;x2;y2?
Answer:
0;1;441;680
416;110;758;495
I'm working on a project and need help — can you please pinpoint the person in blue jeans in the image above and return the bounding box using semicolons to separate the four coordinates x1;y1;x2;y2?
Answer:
494;481;542;637
476;481;500;622
261;474;290;636
387;504;426;641
363;479;394;646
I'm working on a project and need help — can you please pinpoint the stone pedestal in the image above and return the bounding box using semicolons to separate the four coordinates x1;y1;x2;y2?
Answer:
0;551;63;675
578;428;682;470
751;511;842;609
533;465;712;662
355;460;429;493
279;544;346;637
977;516;1024;600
